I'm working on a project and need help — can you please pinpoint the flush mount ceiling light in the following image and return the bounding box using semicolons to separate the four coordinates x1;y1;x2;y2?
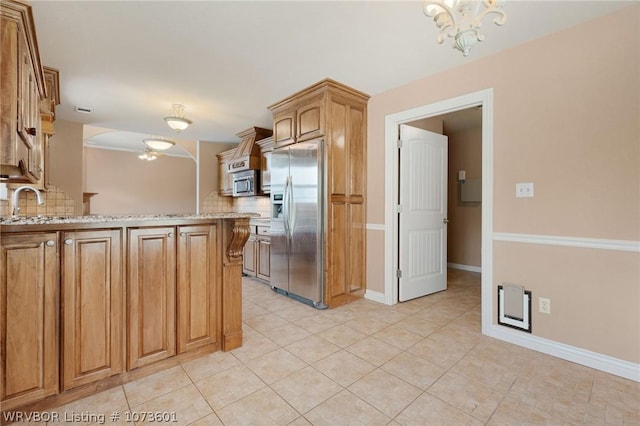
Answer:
143;137;175;151
138;148;158;161
164;103;192;132
423;0;507;57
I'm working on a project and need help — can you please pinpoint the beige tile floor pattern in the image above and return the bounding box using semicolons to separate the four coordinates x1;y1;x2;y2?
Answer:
32;270;640;425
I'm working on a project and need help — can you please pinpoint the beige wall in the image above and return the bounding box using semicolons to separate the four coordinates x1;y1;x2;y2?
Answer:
447;125;482;268
84;147;196;215
366;6;640;363
49;119;84;215
198;141;234;207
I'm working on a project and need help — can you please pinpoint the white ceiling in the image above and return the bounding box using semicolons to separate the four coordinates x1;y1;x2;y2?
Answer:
31;1;632;150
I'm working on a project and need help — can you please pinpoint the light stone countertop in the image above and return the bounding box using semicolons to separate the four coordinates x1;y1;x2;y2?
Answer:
0;212;261;226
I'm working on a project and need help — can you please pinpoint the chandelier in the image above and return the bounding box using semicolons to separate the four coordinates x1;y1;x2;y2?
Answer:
138;148;159;161
164;103;192;132
424;0;507;56
143;137;175;151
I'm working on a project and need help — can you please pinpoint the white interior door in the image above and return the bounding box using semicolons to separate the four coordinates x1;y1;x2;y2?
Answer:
398;124;448;302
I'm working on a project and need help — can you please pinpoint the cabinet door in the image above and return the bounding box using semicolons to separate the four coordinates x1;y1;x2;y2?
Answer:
296;100;324;142
256;237;271;282
128;227;176;369
177;225;220;353
242;234;257;276
261;150;271;194
62;229;123;390
23;56;41;181
217;158;233;197
0;17;30;182
0;232;58;410
273;111;296;148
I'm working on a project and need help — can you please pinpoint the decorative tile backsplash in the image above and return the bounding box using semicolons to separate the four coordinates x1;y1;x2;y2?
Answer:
2;184;76;218
233;195;270;217
201;191;234;213
200;190;270;218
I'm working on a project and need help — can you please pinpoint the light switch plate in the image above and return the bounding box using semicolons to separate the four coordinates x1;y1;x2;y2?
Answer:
0;183;7;201
516;182;534;198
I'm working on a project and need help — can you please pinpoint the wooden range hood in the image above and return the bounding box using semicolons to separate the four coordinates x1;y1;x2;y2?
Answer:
227;126;273;173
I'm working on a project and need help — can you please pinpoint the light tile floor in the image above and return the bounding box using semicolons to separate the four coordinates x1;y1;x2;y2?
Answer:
43;270;639;425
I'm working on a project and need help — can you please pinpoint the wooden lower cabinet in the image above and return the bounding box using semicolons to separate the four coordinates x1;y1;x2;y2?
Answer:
127;227;176;369
0;217;249;413
0;232;58;410
128;225;222;364
242;233;257;276
242;226;270;283
61;229;124;390
177;225;220;353
256;238;271;281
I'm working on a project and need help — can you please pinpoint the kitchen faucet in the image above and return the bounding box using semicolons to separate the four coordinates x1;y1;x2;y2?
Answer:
12;185;44;217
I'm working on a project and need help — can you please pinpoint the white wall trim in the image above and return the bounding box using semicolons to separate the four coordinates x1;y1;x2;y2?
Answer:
366;223;386;231
448;263;482;273
493;232;640;253
384;88;495;335
364;289;386;304
490;324;640;382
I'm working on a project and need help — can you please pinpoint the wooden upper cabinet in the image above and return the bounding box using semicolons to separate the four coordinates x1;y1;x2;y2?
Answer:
177;224;220;354
273;111;296;148
256;136;274;194
61;229;124;390
127;227;176;369
216;148;236;197
1;232;59;410
0;0;46;183
297;99;324;142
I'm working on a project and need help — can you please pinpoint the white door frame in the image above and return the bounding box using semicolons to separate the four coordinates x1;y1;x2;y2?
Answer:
384;88;494;336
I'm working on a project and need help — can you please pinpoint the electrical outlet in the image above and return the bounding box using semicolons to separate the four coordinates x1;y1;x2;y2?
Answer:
539;297;551;314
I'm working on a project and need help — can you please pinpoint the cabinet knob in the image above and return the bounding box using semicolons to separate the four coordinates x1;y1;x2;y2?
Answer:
26;127;37;136
64;238;73;245
168;232;174;238
46;240;55;247
180;232;186;237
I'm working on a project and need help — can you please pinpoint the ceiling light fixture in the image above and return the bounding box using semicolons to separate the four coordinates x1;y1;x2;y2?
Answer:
138;149;158;161
164;103;192;132
143;137;175;151
423;0;507;57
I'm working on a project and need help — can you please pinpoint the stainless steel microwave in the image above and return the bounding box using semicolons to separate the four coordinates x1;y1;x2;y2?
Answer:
232;170;259;197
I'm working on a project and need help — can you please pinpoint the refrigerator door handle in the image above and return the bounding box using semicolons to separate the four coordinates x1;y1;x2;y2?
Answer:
283;175;291;240
289;176;296;237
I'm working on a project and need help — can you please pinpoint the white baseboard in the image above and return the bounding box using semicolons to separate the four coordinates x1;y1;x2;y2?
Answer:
490;324;640;382
365;289;386;304
448;262;482;273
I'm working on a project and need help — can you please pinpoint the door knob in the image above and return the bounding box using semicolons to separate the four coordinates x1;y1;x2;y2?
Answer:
443;218;450;224
46;240;55;247
64;238;73;245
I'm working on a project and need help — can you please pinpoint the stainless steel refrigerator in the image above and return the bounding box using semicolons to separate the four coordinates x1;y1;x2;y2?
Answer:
270;138;326;309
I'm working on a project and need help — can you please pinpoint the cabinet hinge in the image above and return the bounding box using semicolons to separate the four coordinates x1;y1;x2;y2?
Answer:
397;139;403;149
396;269;402;279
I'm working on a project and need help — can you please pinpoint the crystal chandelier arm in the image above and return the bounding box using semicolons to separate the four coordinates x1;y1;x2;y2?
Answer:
424;1;460;44
475;4;507;27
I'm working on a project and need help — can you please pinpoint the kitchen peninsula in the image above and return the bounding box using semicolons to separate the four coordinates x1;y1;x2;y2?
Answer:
0;213;256;413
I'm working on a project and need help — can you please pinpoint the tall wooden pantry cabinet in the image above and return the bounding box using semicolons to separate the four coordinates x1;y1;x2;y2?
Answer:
268;79;369;308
